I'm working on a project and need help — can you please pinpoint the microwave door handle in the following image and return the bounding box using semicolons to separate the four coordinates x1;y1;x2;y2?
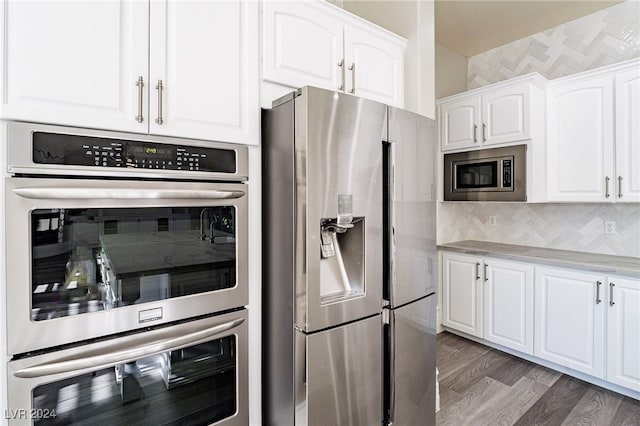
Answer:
14;317;245;378
13;187;246;200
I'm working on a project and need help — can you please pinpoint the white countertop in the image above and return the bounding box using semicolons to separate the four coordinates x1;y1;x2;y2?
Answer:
438;240;640;279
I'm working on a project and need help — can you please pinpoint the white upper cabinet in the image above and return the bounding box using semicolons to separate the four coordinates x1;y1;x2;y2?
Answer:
262;0;406;107
1;1;259;145
438;76;544;152
1;1;149;133
547;59;640;202
149;1;259;144
615;67;640;202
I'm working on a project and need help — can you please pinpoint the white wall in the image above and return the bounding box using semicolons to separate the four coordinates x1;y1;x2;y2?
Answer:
343;0;435;118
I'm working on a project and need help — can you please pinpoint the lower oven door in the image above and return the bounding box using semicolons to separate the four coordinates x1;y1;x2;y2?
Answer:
7;309;248;426
5;177;248;355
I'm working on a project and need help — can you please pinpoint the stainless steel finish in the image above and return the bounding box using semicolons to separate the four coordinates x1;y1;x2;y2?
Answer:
610;282;616;306
155;79;164;125
444;144;527;202
475;262;480;280
596;281;602;304
338;59;345;91
349;62;356;94
386;107;437;307
484;263;489;282
15;317;244;378
482;123;487;141
606;176;611;198
14;187;245;200
6;121;249;181
473;124;478;143
387;296;435;425
8;309;249;426
618;176;623;198
294;315;382;426
5;177;249;355
293;87;384;331
135;76;144;123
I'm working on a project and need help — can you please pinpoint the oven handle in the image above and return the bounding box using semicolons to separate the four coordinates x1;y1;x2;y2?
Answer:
14;317;245;378
13;187;246;200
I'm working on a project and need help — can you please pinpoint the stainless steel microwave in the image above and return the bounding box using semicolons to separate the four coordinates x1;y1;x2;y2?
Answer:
444;144;526;201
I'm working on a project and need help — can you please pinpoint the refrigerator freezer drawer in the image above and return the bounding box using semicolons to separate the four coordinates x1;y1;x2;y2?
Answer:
295;315;382;426
386;295;436;425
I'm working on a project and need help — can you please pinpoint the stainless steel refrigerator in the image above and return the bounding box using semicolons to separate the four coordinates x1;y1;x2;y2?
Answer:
262;86;436;426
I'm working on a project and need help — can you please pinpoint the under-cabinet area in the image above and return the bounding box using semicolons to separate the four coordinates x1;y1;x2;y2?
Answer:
439;241;640;400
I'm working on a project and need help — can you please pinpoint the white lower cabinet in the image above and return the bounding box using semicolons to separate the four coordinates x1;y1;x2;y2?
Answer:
606;276;640;392
534;267;606;378
441;249;640;396
484;258;534;355
441;252;483;338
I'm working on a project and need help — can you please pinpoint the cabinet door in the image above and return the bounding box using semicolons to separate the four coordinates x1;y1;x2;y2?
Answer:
482;85;530;146
547;76;615;201
484;258;534;355
615;69;640;202
1;1;148;132
606;276;640;392
150;0;259;144
262;1;343;92
534;267;605;378
441;252;483;338
439;96;481;152
343;25;404;107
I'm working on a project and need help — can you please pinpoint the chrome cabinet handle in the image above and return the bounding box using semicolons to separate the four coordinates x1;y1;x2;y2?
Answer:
484;263;488;282
605;176;610;198
338;59;345;91
14;187;246;200
596;281;602;304
155;79;164;125
348;62;356;94
475;262;480;280
473;125;478;143
610;282;615;306
14;317;245;378
482;123;487;141
135;76;144;123
618;176;623;198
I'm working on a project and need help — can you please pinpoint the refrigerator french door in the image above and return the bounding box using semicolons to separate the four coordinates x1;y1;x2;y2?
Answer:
7;309;248;426
383;107;436;425
4;122;249;356
262;87;385;425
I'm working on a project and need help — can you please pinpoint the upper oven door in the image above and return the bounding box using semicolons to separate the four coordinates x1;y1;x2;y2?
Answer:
5;177;248;355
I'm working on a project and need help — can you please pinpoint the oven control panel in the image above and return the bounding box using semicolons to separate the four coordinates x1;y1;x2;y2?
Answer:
32;132;236;173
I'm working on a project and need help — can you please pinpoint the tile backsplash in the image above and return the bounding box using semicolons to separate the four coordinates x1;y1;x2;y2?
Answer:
438;203;640;258
468;1;640;89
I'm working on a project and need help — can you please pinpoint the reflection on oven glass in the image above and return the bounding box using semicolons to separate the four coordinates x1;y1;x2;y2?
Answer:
33;336;236;425
31;207;237;322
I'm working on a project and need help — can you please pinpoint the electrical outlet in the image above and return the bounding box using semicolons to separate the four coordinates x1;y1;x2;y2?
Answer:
489;216;497;226
605;221;617;235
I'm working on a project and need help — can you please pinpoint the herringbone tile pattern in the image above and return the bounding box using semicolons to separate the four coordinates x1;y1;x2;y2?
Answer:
437;203;640;258
468;1;640;89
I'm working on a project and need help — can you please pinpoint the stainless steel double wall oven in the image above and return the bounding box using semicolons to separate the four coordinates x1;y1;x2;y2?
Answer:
4;122;249;425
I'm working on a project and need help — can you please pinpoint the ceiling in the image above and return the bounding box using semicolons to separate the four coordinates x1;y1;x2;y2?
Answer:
435;0;623;57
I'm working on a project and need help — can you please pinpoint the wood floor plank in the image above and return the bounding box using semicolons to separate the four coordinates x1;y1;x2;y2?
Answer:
609;396;640;425
488;354;536;387
466;376;550;425
525;364;562;388
437;342;491;382
439;349;512;394
436;377;510;426
560;387;625;426
514;375;591;425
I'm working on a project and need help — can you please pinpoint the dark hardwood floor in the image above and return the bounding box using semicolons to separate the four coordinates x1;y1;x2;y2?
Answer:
436;331;640;425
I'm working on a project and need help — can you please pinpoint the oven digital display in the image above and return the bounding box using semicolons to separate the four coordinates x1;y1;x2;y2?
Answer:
128;144;173;159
